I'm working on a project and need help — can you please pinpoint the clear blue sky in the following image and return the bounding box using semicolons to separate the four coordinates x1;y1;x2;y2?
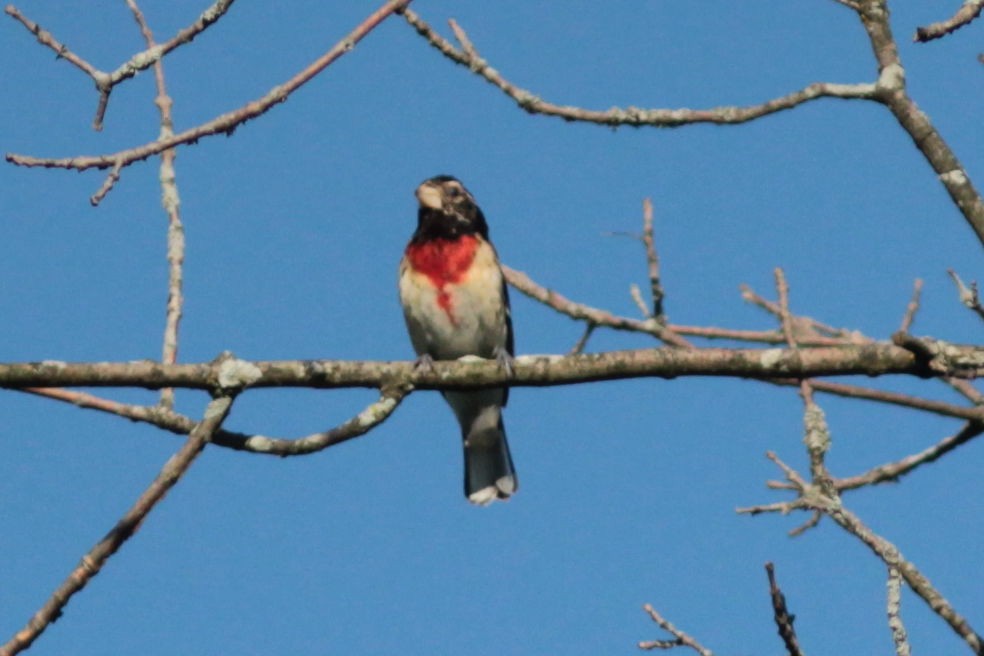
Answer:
1;2;981;654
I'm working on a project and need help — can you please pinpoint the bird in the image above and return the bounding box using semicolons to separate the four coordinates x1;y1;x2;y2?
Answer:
398;175;517;505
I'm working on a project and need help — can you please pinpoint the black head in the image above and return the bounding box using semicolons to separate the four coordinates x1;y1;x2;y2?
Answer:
412;175;490;242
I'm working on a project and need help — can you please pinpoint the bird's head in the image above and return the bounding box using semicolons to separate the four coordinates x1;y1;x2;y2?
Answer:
413;175;489;240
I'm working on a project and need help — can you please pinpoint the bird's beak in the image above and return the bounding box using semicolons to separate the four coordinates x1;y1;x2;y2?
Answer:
415;182;443;210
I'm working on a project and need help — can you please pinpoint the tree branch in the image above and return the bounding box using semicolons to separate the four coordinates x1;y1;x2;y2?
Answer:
639;604;713;655
833;421;984;490
766;563;805;656
5;0;414;178
740;452;984;654
855;0;984;245
401;9;878;128
3;340;979;392
0;394;234;656
914;0;984;42
5;1;236;130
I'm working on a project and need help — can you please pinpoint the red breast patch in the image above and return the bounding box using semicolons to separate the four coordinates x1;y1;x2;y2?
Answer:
405;235;480;322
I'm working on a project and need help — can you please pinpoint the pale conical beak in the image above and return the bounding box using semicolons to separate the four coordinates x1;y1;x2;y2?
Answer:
415;183;443;210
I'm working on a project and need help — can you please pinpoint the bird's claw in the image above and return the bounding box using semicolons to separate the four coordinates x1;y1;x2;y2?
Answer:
414;353;436;373
494;347;515;378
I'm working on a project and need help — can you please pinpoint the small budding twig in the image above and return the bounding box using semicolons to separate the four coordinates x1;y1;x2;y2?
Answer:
641;198;665;320
898;279;923;333
766;563;805;656
639;604;713;656
947;269;984;321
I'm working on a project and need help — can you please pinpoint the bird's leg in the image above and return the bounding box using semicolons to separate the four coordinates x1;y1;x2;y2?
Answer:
493;345;515;378
413;353;437;373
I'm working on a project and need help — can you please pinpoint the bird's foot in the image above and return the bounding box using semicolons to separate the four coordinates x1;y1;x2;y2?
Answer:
493;346;515;378
413;353;436;373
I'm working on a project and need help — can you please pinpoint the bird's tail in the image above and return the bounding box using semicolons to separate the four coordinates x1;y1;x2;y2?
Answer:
464;416;516;505
445;390;517;505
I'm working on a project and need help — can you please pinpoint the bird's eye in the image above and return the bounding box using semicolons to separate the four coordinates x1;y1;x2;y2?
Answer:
446;186;461;198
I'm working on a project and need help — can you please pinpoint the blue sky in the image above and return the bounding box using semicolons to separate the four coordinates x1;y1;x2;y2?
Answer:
0;2;981;654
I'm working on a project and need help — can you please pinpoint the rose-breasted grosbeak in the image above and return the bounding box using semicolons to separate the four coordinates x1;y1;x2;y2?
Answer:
399;175;517;505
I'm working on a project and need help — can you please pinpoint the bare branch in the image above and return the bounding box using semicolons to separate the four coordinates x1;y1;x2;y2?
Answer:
402;9;877;128
800;379;984;422
887;566;912;656
741;283;863;342
914;0;984;42
5;0;414;178
641;198;665;320
504;265;692;347
0;394;234;656
947;269;984;321
774;268;797;349
741;453;984;653
639;604;713;656
833;421;984;490
2;339;978;392
4;5;102;79
20;385;411;456
123;0;185;409
898;279;923;333
568;322;596;355
5;1;235;130
668;324;848;346
855;2;984;245
88;159;123;205
765;563;805;656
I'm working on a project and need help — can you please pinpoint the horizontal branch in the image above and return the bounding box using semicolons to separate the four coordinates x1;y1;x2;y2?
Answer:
402;9;877;127
1;341;980;392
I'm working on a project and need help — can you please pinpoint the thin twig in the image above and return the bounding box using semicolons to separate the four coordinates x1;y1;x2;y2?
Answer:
898;279;923;333
639;604;713;656
402;9;878;128
788;379;984;422
765;563;805;656
740;453;984;654
6;0;414;179
741;283;860;342
0;394;234;656
630;284;651;318
4;6;102;78
88;160;123;205
503;265;693;347
19;385;411;456
125;0;185;409
5;2;236;130
668;324;849;346
774;268;796;349
947;269;984;321
887;566;911;656
568;322;596;355
914;0;984;42
641;198;665;320
833;421;984;490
